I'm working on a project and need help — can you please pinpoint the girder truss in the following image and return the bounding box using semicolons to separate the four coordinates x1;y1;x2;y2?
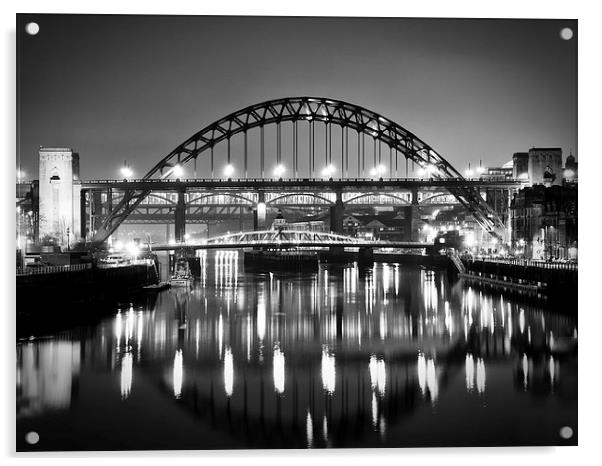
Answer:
205;229;369;246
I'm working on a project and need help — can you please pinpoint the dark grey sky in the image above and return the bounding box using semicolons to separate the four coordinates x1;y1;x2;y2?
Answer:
17;15;577;179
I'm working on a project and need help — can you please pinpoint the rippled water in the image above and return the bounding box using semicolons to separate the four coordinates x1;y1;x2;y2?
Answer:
16;251;577;450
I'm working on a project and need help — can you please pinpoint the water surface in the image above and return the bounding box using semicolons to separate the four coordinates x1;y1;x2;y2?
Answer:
16;251;577;450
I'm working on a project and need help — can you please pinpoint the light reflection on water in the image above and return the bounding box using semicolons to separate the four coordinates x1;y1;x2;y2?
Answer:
16;251;578;449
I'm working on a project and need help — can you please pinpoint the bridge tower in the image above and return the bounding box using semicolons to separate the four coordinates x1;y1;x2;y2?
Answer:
38;147;81;245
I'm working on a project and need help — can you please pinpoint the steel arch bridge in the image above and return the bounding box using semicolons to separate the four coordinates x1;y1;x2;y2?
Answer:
92;97;505;244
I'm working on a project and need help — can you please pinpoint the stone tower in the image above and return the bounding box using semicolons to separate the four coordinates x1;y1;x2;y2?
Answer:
38;148;81;245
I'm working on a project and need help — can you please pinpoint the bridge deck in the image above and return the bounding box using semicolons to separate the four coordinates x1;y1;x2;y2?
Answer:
80;177;525;191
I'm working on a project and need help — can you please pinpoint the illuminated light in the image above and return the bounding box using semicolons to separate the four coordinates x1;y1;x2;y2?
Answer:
224;346;234;397
173;349;183;399
426;358;438;402
114;240;124;251
417;353;426;394
379;313;387;340
425;164;438;175
369;164;387;177
171;164;184;178
257;290;266;342
476;166;486;174
464;232;475;247
125;242;140;257
371;393;378;427
321;347;336;394
120;165;133;178
114;312;123;344
564;169;575;179
476;358;486;394
184;233;190;241
369;355;387;395
549;356;556;385
522;354;529;389
223;164;235;178
273;164;286;177
321;164;336;178
518;172;529;180
464;169;474;177
306;410;314;448
17;169;26;179
256;201;266;223
322;416;328;442
519;308;525;334
465;354;475;391
273;344;285;394
120;352;133;399
416;167;426;177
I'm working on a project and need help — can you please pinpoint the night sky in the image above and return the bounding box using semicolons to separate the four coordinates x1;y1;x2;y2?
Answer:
16;15;577;180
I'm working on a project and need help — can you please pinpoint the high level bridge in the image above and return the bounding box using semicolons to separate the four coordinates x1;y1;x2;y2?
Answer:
22;97;525;246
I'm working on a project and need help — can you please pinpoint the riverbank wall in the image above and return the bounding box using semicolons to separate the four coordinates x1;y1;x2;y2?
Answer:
17;262;159;316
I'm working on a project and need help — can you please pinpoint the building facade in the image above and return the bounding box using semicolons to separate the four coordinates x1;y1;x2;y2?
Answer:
527;147;563;187
510;184;577;259
38;148;81;245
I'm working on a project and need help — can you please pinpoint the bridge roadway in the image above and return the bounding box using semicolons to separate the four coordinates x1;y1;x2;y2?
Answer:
81;177;525;191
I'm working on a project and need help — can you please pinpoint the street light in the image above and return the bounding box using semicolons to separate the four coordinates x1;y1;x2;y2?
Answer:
321;164;336;178
172;164;184;178
223;164;235;178
120;165;133;178
273;164;286;178
369;164;386;177
425;164;438;176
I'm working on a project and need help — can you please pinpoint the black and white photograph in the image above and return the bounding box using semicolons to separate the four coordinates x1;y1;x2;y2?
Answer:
11;9;583;455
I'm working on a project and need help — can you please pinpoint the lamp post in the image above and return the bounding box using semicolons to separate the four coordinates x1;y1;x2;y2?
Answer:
120;161;133;179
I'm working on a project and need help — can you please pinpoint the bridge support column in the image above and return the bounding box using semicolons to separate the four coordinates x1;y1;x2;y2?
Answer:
106;187;113;214
330;191;344;234
91;190;103;235
404;188;421;242
253;191;266;230
80;189;87;241
330;190;344;254
175;189;186;242
358;247;374;264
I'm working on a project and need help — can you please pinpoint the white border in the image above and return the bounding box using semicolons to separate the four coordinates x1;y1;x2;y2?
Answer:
2;1;600;465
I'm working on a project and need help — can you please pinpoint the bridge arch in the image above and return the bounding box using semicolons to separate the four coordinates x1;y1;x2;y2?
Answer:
266;192;334;206
91;97;505;243
187;192;256;206
419;192;460;205
343;192;411;206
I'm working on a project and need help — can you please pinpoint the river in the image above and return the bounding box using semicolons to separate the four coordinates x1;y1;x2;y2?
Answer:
16;251;577;450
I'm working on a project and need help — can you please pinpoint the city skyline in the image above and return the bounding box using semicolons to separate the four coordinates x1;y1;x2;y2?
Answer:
17;15;577;180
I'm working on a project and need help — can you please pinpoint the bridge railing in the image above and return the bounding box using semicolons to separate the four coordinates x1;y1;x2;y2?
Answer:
81;177;526;185
16;263;93;276
468;256;577;271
